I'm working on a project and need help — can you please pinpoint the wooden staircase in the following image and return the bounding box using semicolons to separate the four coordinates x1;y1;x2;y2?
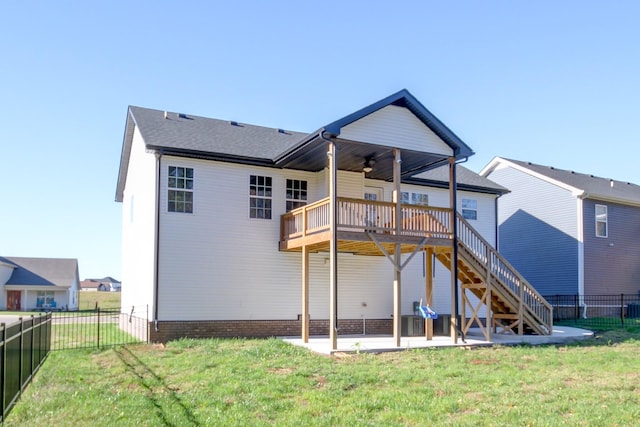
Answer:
434;213;553;338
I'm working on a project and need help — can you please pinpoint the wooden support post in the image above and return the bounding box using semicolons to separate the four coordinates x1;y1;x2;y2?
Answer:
518;278;524;335
301;245;309;343
425;247;434;340
328;139;338;350
485;252;492;341
393;149;402;347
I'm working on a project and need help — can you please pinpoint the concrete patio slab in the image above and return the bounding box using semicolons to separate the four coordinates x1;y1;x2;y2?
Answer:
282;326;594;355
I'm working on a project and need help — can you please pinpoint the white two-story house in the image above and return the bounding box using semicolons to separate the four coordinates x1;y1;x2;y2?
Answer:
116;90;552;348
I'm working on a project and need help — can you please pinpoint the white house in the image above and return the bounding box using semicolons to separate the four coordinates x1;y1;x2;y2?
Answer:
115;90;552;348
0;256;80;311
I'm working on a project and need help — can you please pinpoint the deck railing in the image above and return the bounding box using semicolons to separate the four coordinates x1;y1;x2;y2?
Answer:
281;197;453;241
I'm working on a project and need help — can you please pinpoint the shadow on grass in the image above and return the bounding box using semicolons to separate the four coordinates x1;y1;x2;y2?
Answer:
115;347;199;426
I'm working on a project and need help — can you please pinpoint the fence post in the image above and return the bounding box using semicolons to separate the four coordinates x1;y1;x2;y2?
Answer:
18;319;23;400
97;308;101;349
31;316;35;373
1;323;5;422
574;294;579;324
621;293;625;327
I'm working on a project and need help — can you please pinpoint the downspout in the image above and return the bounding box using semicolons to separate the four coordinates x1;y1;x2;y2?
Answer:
494;196;499;251
153;150;163;333
449;157;461;342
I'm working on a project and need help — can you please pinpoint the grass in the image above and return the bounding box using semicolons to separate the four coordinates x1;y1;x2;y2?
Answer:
52;323;141;350
78;291;121;310
7;329;640;426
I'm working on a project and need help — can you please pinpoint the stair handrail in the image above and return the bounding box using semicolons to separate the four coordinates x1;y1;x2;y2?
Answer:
456;213;553;333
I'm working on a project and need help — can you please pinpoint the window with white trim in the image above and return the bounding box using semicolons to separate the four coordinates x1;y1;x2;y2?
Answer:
168;166;194;213
286;179;307;212
250;175;272;219
462;198;477;220
595;204;608;237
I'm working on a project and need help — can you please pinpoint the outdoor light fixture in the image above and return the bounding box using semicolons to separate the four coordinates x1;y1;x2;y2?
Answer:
363;157;375;173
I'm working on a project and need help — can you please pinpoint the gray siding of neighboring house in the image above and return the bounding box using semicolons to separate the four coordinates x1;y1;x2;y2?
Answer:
583;199;640;295
489;166;579;295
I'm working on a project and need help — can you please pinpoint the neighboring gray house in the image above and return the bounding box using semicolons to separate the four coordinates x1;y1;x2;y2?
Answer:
0;257;80;311
481;157;640;297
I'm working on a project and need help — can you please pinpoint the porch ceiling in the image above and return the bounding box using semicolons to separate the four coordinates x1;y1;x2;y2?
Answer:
275;137;450;181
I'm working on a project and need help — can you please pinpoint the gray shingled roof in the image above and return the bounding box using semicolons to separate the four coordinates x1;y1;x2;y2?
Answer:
1;257;78;287
411;164;509;194
129;106;308;161
124;107;500;191
501;158;640;204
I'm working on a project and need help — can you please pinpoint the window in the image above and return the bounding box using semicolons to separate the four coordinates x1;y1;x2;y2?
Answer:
411;193;429;206
36;291;55;308
401;191;428;205
595;204;607;237
286;179;307;212
250;175;272;219
168;166;194;213
462;198;477;220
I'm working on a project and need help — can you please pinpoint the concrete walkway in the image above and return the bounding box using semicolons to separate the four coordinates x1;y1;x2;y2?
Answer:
283;326;594;355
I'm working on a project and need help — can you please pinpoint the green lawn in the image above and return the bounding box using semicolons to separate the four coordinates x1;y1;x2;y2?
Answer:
78;291;121;310
52;323;141;350
7;329;640;426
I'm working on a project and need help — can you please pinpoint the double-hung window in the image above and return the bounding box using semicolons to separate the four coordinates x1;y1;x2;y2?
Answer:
250;175;272;219
462;198;477;220
595;204;608;237
168;166;194;213
286;179;307;212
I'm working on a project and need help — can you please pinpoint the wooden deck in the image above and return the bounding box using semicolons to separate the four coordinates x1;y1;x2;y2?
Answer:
280;197;454;255
280;196;554;338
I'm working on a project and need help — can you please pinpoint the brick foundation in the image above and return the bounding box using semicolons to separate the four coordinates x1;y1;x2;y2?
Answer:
148;318;393;343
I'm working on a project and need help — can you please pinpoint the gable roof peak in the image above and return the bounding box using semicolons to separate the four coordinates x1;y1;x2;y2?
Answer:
323;89;474;159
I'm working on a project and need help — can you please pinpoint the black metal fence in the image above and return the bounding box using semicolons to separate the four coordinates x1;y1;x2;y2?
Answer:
51;306;148;351
1;313;51;423
544;294;640;329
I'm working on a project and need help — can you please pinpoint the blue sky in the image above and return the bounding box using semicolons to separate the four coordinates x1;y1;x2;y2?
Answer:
1;1;638;280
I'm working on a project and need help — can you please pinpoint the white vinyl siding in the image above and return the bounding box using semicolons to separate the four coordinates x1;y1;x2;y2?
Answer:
120;126;158;312
340;105;453;155
155;160;491;321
